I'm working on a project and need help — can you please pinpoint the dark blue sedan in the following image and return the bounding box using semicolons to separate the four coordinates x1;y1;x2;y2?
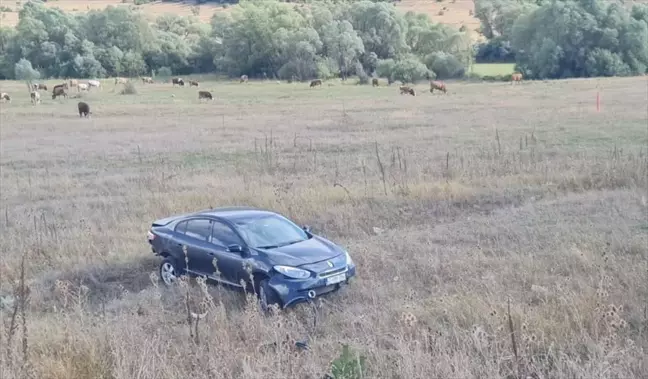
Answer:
147;206;357;310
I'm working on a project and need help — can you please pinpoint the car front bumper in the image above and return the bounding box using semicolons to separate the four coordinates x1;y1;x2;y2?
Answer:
269;264;357;308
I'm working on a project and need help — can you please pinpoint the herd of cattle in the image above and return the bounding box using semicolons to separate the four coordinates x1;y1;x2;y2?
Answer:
0;72;526;111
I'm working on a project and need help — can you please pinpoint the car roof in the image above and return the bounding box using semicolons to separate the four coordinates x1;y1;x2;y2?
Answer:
193;206;278;221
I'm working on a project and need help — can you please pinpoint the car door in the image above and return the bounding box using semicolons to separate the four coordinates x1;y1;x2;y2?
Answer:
203;220;247;286
170;220;204;273
176;218;215;275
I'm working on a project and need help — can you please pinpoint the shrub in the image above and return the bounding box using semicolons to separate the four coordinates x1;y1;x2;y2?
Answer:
155;66;172;78
330;344;367;379
119;81;137;95
355;62;370;85
424;51;466;79
14;59;40;81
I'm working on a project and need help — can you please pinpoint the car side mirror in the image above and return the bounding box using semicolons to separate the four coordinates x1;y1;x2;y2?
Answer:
302;225;311;233
227;244;244;253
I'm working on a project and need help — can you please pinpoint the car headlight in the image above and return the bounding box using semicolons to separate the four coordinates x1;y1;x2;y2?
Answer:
274;265;311;279
344;250;354;266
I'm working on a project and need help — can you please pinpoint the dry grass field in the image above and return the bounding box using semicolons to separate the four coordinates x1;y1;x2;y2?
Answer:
0;76;647;378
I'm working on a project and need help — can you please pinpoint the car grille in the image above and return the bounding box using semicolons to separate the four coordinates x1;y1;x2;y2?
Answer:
318;267;348;278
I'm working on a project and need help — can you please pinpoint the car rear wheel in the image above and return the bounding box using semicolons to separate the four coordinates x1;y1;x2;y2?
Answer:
258;278;281;312
159;257;179;286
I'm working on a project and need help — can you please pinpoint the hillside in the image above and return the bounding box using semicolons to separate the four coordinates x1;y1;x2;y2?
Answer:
0;0;482;38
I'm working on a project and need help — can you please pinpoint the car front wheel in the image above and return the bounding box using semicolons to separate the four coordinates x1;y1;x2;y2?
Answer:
258;278;281;312
159;257;180;286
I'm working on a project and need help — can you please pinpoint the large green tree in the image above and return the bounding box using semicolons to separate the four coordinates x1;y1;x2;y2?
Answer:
511;0;648;78
0;0;472;81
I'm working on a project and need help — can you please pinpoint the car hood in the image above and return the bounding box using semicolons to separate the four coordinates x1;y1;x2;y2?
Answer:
256;235;342;267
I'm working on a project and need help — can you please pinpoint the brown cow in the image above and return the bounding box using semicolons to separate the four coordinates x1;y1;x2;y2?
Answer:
53;83;69;91
52;86;67;99
430;81;447;94
0;92;10;102
198;90;213;101
399;85;416;96
310;79;322;88
141;76;154;84
189;80;199;87
69;79;78;88
511;72;523;84
172;77;185;86
240;75;248;83
372;78;379;87
77;101;91;117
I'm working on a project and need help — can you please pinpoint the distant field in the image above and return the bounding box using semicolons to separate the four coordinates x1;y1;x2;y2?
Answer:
0;0;233;26
1;76;647;378
470;63;517;76
0;0;482;38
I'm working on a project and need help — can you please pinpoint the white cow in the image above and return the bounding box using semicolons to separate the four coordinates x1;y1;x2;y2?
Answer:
0;92;10;103
87;80;101;90
30;91;40;104
78;83;89;92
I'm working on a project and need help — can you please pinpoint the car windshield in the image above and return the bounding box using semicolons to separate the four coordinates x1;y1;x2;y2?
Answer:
234;214;309;249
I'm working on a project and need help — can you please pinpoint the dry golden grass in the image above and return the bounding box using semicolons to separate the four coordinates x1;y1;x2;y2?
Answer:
0;0;233;27
0;76;647;378
397;0;481;39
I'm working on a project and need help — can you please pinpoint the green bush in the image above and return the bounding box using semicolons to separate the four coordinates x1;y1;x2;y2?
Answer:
330;344;367;379
119;81;138;95
155;66;172;78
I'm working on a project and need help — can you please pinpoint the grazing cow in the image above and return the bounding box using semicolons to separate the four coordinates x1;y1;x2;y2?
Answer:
52;83;67;93
172;77;185;86
198;90;213;101
30;91;40;104
37;83;48;90
69;79;78;88
52;86;68;100
372;78;379;87
399;85;416;96
141;76;154;84
189;80;199;87
429;81;447;94
0;92;10;102
511;72;523;84
115;77;128;86
240;75;248;83
310;79;322;88
87;80;101;90
77;101;91;117
78;83;89;92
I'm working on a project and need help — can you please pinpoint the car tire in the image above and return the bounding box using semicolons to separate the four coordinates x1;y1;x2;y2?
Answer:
258;278;281;313
159;257;180;286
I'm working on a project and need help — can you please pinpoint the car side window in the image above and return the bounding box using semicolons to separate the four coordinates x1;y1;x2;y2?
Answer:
211;221;243;248
184;219;212;241
175;221;188;234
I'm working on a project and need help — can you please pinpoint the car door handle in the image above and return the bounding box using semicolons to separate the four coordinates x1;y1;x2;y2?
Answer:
207;252;216;256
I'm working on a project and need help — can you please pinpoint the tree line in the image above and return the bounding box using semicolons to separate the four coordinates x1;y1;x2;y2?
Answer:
0;0;471;83
474;0;648;78
1;0;646;82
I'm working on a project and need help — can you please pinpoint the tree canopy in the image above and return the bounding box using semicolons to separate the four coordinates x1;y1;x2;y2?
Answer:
0;0;472;82
474;0;648;78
